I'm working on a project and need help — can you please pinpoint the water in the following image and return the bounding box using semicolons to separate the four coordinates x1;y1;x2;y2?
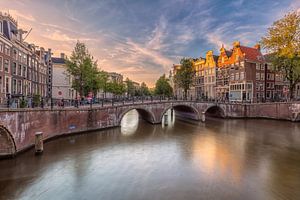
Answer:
1;110;300;200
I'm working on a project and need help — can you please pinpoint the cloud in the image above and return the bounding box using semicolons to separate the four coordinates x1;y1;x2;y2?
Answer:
9;9;36;22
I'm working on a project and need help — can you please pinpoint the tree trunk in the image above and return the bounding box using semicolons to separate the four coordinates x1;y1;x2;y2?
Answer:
289;81;295;100
184;89;187;100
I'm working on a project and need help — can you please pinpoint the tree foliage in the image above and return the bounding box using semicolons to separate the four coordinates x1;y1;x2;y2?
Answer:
154;74;173;97
140;82;150;96
174;58;195;99
66;41;106;98
261;11;300;99
106;81;126;96
124;78;135;97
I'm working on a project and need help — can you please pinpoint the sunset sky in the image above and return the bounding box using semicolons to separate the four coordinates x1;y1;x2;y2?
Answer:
1;0;299;86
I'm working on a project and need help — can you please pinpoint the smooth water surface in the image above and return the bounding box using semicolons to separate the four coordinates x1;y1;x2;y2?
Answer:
1;110;300;200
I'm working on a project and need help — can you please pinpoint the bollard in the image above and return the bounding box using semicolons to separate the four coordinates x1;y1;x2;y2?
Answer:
201;111;205;122
164;114;168;126
35;132;43;155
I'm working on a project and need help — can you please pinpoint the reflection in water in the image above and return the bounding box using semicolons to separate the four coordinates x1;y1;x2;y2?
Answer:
1;112;300;200
121;110;139;135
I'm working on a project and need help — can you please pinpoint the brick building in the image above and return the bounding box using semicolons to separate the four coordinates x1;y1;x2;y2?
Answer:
0;12;52;107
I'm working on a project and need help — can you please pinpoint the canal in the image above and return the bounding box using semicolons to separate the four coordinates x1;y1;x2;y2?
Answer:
1;110;300;200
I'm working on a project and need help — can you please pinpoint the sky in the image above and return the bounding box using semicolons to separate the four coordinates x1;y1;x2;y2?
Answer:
0;0;299;87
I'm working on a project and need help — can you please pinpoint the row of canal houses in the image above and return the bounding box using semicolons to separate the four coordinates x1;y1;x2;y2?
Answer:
172;41;290;102
0;12;52;107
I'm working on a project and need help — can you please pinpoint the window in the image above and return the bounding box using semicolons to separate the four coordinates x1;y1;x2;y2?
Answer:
18;80;22;94
0;43;3;53
256;63;260;70
5;77;10;93
12;79;17;94
18;64;22;76
256;73;260;80
235;55;239;61
240;61;244;68
4;59;9;73
23;66;26;77
235;73;239;80
261;73;265;80
0;21;2;34
0;56;2;71
0;76;2;92
12;62;17;75
240;71;245;80
4;46;10;56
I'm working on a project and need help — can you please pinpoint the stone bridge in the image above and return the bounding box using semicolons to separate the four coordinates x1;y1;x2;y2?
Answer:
0;101;300;158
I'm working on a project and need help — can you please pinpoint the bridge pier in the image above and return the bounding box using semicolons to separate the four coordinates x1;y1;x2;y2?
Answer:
201;111;205;122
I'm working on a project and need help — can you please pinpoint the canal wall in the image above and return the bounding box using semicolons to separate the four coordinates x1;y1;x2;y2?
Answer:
0;102;299;158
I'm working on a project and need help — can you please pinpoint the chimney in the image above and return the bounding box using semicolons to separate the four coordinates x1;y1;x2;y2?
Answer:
254;44;261;51
60;53;65;59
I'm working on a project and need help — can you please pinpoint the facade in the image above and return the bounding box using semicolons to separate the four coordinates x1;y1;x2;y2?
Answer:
172;41;290;102
193;58;205;99
107;72;123;84
216;45;232;101
203;51;218;99
52;54;75;99
0;12;52;107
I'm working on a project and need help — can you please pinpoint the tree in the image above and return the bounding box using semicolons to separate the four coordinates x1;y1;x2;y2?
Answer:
154;74;173;97
174;58;195;99
106;82;126;97
66;41;104;98
261;11;300;99
124;78;135;97
140;82;150;96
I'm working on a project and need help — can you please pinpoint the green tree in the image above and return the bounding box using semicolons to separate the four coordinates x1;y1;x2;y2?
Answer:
154;74;173;97
107;82;126;97
124;78;135;97
174;58;195;99
140;82;150;96
66;41;104;98
261;11;300;99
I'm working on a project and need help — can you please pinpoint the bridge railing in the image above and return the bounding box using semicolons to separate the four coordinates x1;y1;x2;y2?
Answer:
0;96;298;110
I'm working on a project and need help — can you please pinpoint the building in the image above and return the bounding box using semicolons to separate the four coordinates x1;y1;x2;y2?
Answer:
107;72;123;84
203;51;218;99
52;53;75;99
216;45;232;101
193;58;205;99
0;12;52;107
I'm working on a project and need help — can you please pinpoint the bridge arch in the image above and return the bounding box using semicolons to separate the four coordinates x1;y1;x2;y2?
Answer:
160;104;200;122
118;107;156;125
0;125;16;158
204;105;226;118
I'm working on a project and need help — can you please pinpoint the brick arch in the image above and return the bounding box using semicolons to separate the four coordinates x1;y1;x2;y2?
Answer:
0;125;16;157
204;105;226;118
118;107;156;125
160;104;200;122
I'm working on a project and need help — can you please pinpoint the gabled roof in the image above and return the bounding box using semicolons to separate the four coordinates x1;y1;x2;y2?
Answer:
240;46;264;62
52;57;65;64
